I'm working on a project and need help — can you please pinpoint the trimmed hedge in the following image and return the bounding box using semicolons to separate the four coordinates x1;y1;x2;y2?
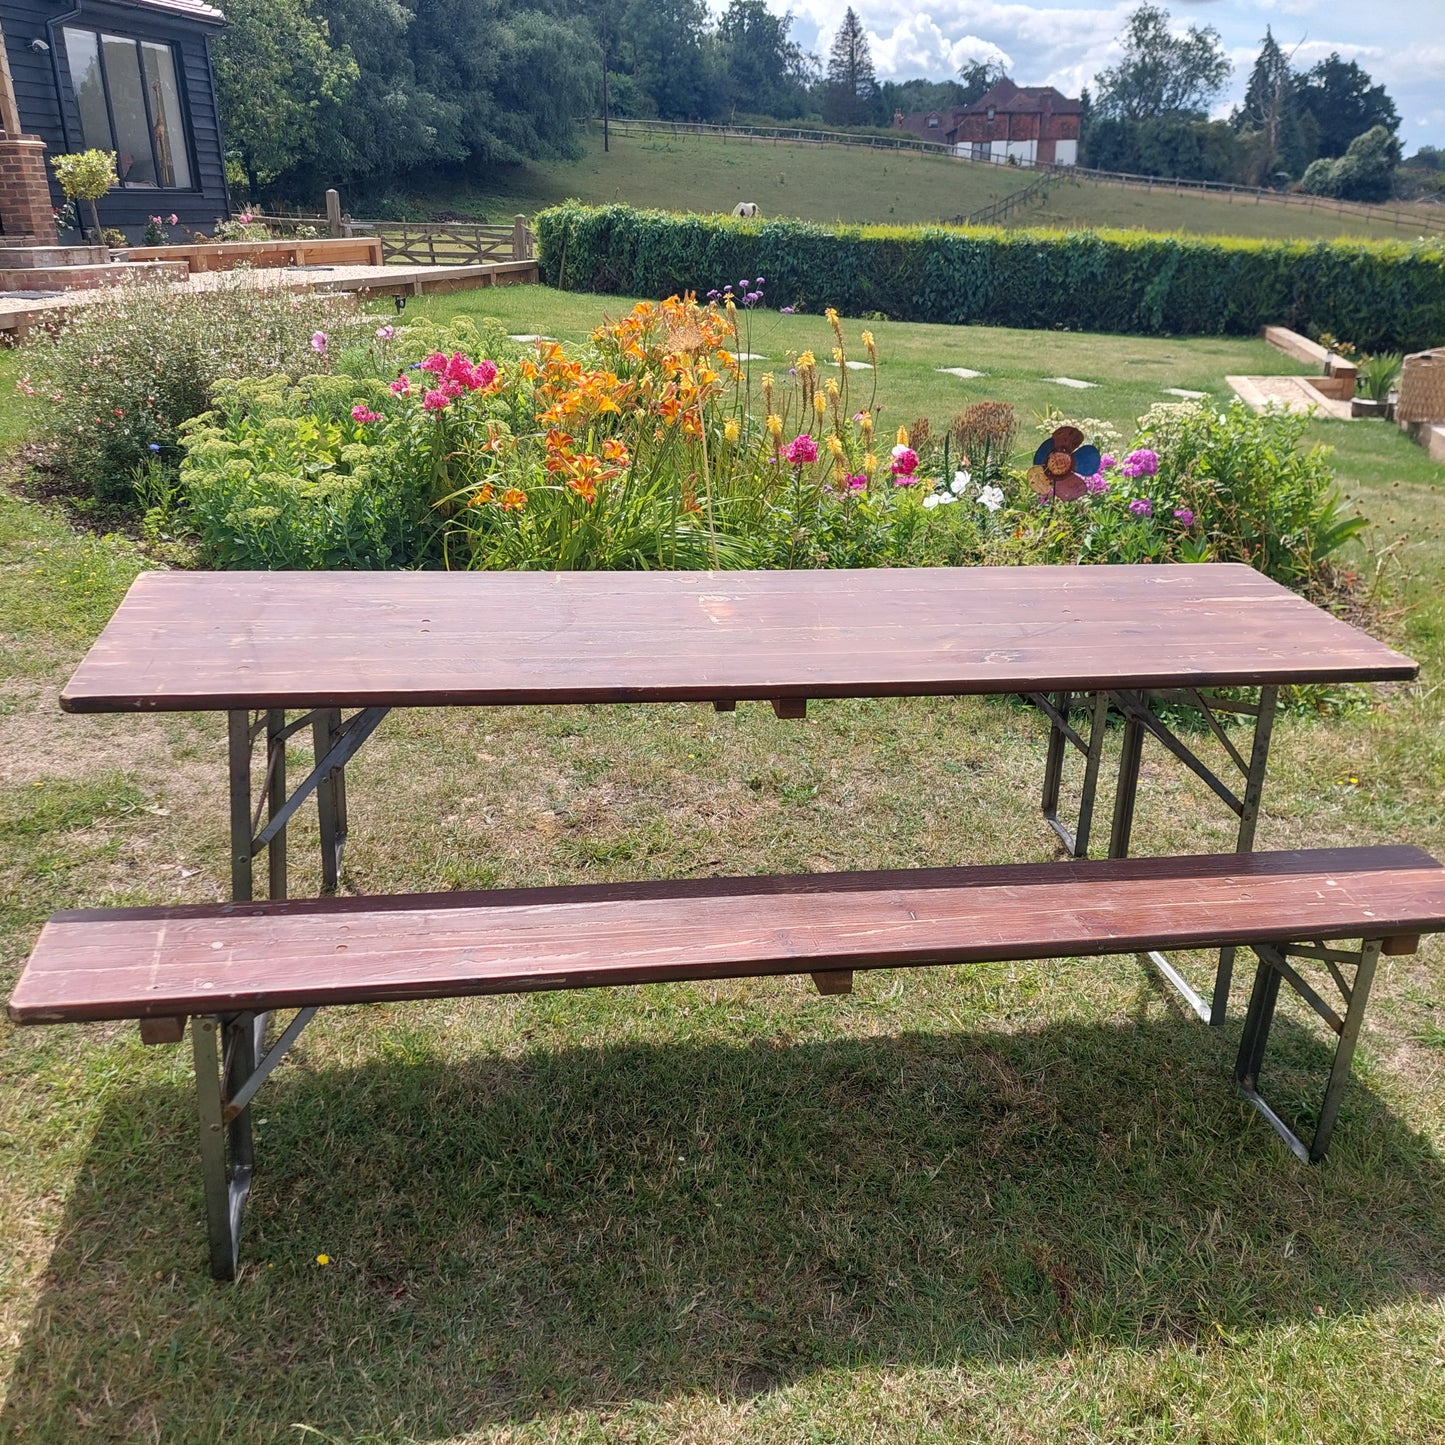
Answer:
534;204;1445;350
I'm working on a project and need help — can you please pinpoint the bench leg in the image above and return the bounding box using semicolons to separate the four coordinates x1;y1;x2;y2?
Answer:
193;1014;257;1280
1235;937;1382;1164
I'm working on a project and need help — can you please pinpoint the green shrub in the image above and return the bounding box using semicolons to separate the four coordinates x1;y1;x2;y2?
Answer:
19;274;360;501
534;204;1445;351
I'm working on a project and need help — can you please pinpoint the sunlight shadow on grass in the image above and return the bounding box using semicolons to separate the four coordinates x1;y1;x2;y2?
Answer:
4;1012;1442;1440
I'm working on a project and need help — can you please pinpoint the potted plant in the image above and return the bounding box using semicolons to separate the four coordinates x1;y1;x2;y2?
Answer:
1353;352;1402;418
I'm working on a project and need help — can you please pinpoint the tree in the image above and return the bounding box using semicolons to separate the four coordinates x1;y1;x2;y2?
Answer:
957;58;1007;106
717;0;815;119
1093;3;1231;122
1232;28;1312;183
1294;55;1399;159
823;8;877;127
212;0;358;199
1301;124;1402;202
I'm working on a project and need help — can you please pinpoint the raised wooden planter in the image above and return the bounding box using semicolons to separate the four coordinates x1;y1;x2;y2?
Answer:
117;236;382;273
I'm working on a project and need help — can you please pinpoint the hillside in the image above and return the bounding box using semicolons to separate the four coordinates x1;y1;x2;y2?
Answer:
394;127;1439;242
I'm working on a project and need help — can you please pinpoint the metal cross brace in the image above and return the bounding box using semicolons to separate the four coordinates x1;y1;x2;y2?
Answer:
1235;937;1384;1164
194;1007;319;1280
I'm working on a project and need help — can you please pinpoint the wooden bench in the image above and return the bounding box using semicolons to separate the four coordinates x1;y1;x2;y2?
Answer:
11;845;1445;1279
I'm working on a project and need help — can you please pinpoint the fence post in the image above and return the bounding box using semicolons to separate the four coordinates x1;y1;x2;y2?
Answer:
512;214;529;260
325;189;342;239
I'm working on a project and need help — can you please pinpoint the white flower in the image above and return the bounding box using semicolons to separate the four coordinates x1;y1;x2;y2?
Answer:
922;492;941;509
951;470;971;495
978;484;1005;512
937;491;956;504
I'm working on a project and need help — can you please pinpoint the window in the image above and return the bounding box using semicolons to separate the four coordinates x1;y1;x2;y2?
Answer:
64;28;193;189
927;115;939;129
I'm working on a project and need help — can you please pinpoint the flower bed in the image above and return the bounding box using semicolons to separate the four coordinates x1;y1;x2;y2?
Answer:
171;293;1363;597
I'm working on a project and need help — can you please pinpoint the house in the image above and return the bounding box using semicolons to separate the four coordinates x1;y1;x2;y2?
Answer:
895;80;1081;168
0;0;229;245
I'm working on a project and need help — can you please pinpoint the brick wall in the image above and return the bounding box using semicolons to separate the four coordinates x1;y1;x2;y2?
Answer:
0;136;59;245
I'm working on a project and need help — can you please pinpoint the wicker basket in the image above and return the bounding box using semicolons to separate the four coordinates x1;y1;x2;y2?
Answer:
1397;348;1445;424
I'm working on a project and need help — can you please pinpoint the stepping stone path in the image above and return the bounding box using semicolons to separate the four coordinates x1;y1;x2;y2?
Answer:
1048;377;1098;389
734;353;767;361
937;367;985;379
831;360;875;370
508;334;553;343
1162;387;1209;399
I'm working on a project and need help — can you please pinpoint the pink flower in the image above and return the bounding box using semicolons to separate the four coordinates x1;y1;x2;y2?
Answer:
167;213;178;226
238;212;253;224
783;433;818;465
421;352;449;375
890;445;918;477
846;474;867;490
1173;507;1195;526
1083;474;1110;495
389;377;410;395
375;325;394;341
351;404;382;423
423;389;450;412
310;331;328;354
1128;497;1153;518
470;358;498;390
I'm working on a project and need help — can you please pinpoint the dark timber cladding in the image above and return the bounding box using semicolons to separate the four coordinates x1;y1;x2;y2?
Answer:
11;847;1445;1024
60;564;1418;713
1;0;229;234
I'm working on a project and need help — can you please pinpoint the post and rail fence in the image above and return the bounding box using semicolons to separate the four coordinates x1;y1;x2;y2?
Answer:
247;193;535;265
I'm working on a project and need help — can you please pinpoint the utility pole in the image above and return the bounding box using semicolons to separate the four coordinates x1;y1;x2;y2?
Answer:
601;4;610;153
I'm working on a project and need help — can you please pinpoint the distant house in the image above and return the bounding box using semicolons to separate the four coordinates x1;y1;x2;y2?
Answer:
0;0;230;242
895;80;1081;168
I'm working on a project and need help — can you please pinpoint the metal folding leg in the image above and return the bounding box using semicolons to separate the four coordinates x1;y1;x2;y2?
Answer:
1032;690;1111;858
227;705;387;902
1107;687;1278;1026
193;1007;318;1279
1235;937;1382;1163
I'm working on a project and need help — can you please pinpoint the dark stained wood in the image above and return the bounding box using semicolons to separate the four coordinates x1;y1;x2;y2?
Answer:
59;565;1417;714
138;1016;187;1045
810;970;855;995
11;847;1444;1025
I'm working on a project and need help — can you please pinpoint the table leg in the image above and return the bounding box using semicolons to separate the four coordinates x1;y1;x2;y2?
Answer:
1033;690;1111;859
228;710;254;903
1211;685;1278;1024
266;709;287;901
311;708;347;895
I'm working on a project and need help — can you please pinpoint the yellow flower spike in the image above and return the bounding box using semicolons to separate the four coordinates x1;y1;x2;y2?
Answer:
832;347;844;364
827;435;845;459
813;393;827;419
797;350;816;372
825;377;840;398
767;414;784;440
863;452;878;472
860;413;874;438
724;417;740;443
861;330;875;352
896;425;910;447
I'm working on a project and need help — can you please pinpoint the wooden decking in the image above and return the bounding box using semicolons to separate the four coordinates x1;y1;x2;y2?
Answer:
0;258;538;339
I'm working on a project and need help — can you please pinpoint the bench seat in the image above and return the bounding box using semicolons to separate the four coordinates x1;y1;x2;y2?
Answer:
10;846;1443;1026
11;844;1445;1278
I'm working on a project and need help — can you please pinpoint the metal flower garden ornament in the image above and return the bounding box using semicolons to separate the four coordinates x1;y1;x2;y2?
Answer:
1026;425;1102;503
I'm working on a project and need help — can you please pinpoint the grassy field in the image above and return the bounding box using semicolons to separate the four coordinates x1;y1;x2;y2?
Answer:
3;298;1445;1442
398;128;1441;243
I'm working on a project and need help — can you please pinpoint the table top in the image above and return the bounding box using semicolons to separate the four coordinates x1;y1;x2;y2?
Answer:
60;564;1418;714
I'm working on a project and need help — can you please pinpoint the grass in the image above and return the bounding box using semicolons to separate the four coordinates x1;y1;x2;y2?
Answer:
395;128;1439;243
3;290;1445;1441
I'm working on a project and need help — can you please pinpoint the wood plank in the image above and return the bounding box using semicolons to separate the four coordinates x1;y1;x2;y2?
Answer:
10;847;1443;1024
59;566;1418;714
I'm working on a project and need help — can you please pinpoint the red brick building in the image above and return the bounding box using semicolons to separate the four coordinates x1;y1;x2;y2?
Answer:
895;80;1081;167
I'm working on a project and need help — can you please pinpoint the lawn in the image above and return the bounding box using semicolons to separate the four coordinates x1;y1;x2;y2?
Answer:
2;292;1445;1442
392;128;1435;244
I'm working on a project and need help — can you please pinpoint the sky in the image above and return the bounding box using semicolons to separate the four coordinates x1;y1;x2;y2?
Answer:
757;0;1445;152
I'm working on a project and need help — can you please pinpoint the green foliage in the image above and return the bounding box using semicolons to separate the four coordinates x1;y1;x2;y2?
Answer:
1295;55;1400;160
18;276;356;501
822;8;877;127
1092;3;1232;122
50;149;116;201
534;204;1445;351
1301;126;1403;203
181;373;433;568
1357;352;1402;403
